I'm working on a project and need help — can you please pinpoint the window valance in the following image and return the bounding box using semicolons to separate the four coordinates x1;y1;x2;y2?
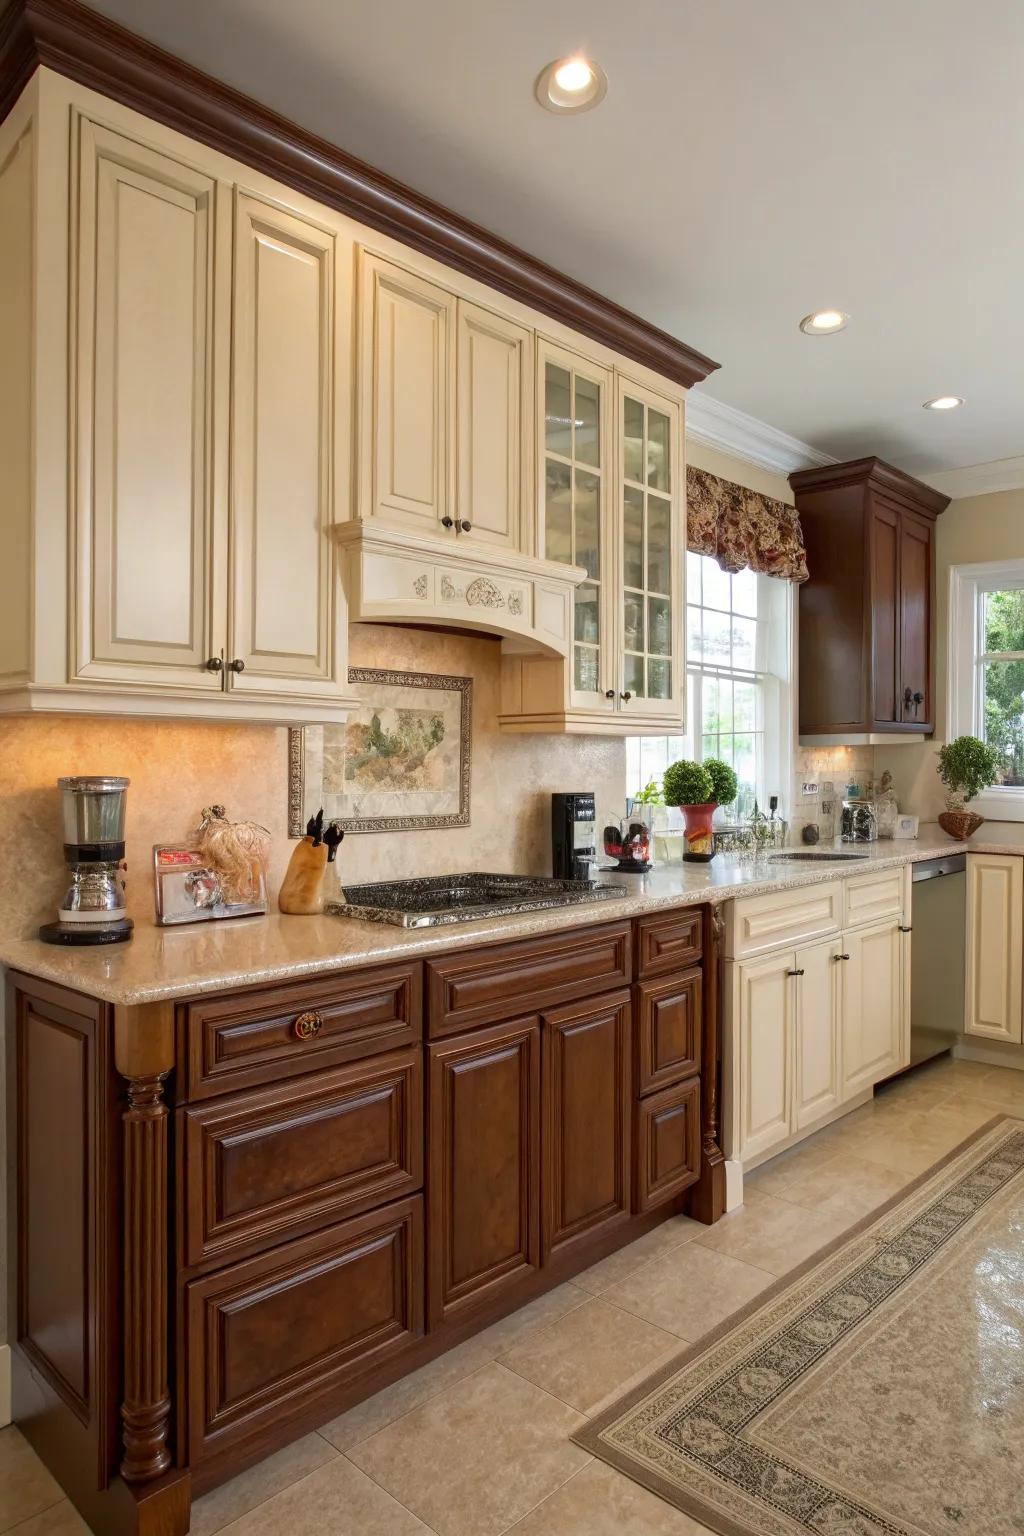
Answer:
686;465;809;583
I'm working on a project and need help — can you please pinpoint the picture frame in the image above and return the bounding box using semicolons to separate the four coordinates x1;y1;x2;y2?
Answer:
288;667;472;835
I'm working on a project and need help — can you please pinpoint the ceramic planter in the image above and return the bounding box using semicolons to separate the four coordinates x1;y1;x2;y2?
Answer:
680;802;717;862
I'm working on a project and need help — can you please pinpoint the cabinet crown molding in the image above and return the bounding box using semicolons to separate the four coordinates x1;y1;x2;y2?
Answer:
790;456;951;520
0;0;719;390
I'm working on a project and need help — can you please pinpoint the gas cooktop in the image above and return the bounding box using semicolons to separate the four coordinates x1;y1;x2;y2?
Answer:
326;872;625;928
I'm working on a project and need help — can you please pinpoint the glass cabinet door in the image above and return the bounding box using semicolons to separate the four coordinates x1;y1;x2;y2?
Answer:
617;381;683;721
539;343;612;706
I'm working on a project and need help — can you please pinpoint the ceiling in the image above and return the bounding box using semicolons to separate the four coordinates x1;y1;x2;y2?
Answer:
84;0;1024;478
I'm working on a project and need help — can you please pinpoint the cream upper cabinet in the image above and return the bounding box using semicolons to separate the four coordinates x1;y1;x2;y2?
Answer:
72;117;226;691
842;917;904;1095
792;939;842;1130
357;252;455;536
228;194;342;697
456;300;531;552
965;853;1023;1044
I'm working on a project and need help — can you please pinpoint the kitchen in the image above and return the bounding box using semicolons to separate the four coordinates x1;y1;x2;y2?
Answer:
3;4;1024;1536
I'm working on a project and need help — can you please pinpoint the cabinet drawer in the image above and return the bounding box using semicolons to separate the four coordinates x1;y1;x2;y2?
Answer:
177;962;422;1101
725;883;842;959
179;1048;423;1268
635;969;702;1095
634;1077;701;1214
843;867;905;928
184;1196;423;1466
636;909;702;979
427;922;631;1038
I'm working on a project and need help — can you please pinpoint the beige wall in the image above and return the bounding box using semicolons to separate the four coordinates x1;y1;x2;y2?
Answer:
0;624;626;941
686;440;795;505
876;486;1024;821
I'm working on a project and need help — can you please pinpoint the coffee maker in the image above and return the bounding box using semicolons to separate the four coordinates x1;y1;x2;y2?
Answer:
551;792;597;881
40;776;134;945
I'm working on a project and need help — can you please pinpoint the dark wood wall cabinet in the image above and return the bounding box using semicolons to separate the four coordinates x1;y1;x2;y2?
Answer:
6;904;723;1535
790;457;949;743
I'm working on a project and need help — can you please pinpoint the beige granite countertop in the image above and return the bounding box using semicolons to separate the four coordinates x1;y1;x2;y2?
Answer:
3;823;1018;1007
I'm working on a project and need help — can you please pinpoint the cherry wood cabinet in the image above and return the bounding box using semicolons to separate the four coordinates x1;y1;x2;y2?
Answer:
791;458;949;742
635;1077;701;1214
635;970;702;1095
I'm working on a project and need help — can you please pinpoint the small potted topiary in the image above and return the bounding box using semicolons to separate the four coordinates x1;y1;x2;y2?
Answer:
663;757;739;862
936;735;1000;840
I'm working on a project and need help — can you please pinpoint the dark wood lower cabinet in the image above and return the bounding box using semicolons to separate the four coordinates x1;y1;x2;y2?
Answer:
426;1017;541;1328
635;1077;701;1213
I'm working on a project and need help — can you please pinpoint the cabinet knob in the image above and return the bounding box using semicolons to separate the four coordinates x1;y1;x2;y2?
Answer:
459;520;472;533
787;968;805;977
620;691;632;702
204;656;223;673
227;658;245;673
913;691;925;706
833;952;850;962
440;516;455;529
605;689;616;700
292;1010;323;1041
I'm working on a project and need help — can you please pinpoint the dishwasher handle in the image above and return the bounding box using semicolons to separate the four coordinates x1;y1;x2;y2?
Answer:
911;854;966;882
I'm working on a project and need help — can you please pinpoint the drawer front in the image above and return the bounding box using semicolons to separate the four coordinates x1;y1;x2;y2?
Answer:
725;883;842;959
843;867;905;929
179;962;422;1101
427;922;631;1038
636;909;703;979
184;1196;423;1465
634;1077;701;1214
635;969;702;1096
180;1048;423;1268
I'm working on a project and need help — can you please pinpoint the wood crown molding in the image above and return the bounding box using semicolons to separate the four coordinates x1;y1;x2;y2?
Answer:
685;390;837;476
0;0;719;390
789;455;951;519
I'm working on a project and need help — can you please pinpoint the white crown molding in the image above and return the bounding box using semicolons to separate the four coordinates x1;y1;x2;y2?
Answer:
921;456;1024;501
684;391;837;476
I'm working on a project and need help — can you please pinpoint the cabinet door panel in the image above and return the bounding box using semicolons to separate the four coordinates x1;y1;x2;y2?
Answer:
965;854;1023;1043
731;951;793;1161
635;970;701;1095
73;117;222;687
634;1077;701;1213
793;940;841;1129
870;503;900;726
457;301;530;551
360;253;454;533
427;1018;540;1328
842;920;902;1095
230;194;339;694
542;993;630;1261
899;510;932;726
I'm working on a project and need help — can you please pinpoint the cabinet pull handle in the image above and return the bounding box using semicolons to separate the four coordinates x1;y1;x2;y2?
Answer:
620;691;632;702
833;952;850;962
293;1010;323;1041
787;968;805;977
204;656;224;673
227;658;245;673
459;520;472;533
898;925;912;933
440;516;455;529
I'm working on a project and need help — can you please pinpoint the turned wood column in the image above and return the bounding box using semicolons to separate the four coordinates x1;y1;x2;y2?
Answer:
688;904;727;1224
114;1003;175;1484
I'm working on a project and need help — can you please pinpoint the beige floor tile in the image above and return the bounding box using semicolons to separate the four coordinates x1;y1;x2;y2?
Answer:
745;1136;846;1198
0;1427;64;1535
190;1433;338;1536
348;1362;589;1536
767;1153;908;1221
318;1333;496;1451
217;1455;432;1536
846;1117;968;1176
498;1297;679;1413
572;1216;703;1296
693;1190;848;1274
603;1242;772;1342
508;1459;711;1533
5;1503;92;1536
471;1282;589;1355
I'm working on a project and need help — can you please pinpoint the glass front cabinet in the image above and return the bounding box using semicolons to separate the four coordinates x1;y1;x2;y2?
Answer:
500;339;685;734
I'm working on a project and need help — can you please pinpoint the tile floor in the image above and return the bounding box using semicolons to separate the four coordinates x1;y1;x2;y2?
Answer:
3;1055;1021;1536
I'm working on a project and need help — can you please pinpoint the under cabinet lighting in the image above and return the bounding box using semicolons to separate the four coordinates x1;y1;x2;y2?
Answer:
535;56;608;114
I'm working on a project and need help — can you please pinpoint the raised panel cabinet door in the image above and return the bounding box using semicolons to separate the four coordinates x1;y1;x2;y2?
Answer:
358;251;455;534
229;193;341;695
731;951;793;1162
898;510;932;727
541;992;631;1261
427;1017;541;1329
965;854;1023;1043
456;301;531;551
842;919;903;1096
634;1076;701;1214
869;501;900;726
792;940;842;1130
635;969;701;1096
72;116;225;688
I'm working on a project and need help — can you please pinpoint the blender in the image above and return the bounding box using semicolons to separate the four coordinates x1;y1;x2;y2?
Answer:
40;776;134;945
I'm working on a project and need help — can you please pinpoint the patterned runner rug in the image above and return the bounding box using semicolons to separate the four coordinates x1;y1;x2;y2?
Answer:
576;1116;1024;1536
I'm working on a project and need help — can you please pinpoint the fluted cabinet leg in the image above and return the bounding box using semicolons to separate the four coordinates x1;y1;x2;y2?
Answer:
120;1071;172;1482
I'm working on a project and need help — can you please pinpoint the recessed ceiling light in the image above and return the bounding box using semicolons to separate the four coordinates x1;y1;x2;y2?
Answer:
799;310;850;335
923;395;965;411
535;56;608;114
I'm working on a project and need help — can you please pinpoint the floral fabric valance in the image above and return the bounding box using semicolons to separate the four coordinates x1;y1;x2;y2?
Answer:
686;465;809;583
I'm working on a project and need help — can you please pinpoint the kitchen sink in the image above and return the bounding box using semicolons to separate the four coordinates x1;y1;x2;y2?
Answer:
326;872;627;928
768;851;871;862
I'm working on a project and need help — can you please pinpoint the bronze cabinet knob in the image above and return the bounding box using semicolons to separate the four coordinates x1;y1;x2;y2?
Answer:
292;1010;323;1041
605;689;615;699
460;520;472;532
440;516;455;528
204;656;224;672
620;691;632;702
228;658;245;673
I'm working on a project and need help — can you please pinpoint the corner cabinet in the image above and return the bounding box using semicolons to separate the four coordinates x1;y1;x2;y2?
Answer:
499;345;686;735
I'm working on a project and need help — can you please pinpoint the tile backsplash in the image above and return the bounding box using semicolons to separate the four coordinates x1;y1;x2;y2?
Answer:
790;746;877;843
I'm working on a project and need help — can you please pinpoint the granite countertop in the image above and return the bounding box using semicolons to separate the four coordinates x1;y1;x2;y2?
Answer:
2;822;1019;1008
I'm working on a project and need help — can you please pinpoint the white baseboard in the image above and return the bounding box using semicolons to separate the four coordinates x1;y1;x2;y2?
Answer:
725;1160;745;1211
953;1040;1024;1072
0;1344;11;1428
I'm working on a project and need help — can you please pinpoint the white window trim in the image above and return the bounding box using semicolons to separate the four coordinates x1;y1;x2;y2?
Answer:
948;558;1024;821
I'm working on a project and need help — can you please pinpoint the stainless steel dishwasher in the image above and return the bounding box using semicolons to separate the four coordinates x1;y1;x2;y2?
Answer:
910;853;967;1065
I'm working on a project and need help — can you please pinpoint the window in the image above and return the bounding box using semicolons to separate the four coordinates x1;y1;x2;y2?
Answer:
627;552;793;818
949;559;1024;817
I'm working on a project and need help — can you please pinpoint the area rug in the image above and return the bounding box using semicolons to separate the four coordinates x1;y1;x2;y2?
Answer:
576;1116;1024;1536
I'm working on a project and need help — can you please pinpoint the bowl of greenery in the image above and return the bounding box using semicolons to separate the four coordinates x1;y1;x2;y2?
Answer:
936;734;1000;839
663;757;739;862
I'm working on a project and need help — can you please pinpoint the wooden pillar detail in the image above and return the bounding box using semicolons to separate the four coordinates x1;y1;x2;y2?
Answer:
115;1002;176;1485
688;903;726;1224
